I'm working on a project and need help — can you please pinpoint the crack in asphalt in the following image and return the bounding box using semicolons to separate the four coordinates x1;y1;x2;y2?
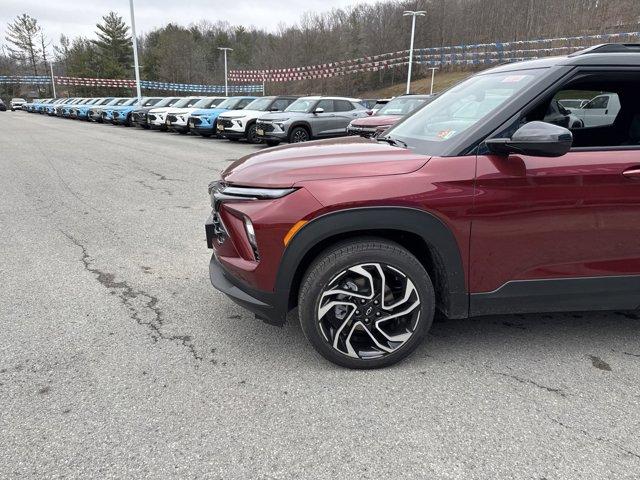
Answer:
60;230;203;363
491;370;567;398
549;417;640;461
135;179;173;196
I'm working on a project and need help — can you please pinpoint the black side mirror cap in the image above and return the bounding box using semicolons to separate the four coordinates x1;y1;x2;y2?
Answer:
486;121;573;158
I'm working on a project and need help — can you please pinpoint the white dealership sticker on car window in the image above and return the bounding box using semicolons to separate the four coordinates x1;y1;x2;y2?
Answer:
501;75;528;83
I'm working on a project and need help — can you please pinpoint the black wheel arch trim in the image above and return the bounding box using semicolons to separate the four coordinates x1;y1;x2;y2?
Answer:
289;121;312;137
275;206;469;319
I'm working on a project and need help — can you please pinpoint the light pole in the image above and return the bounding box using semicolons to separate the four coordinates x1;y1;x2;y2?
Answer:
218;47;233;96
129;0;142;105
403;10;426;94
428;67;438;95
49;61;56;98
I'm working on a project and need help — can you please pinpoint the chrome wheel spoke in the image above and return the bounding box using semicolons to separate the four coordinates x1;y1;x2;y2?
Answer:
317;262;421;360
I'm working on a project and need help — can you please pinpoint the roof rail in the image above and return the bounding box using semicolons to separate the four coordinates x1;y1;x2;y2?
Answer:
569;43;640;56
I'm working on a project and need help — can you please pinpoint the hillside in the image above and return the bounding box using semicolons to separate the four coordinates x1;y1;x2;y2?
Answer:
359;69;478;99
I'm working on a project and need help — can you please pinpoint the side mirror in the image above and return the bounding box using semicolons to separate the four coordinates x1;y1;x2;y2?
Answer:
314;107;324;114
485;121;573;158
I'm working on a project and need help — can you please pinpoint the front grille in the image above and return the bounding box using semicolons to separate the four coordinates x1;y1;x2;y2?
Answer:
167;115;178;123
257;122;274;133
219;119;233;128
113;112;120;119
191;117;202;126
148;114;156;121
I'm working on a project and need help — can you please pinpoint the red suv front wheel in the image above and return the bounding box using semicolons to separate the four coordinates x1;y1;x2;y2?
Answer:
299;239;435;368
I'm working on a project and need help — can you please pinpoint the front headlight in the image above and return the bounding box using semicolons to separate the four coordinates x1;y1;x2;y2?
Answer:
244;217;259;260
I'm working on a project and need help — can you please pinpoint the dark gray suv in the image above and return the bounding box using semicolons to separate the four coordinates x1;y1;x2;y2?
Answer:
255;96;369;146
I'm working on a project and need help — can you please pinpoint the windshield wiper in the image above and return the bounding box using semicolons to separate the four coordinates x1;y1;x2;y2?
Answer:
376;136;408;148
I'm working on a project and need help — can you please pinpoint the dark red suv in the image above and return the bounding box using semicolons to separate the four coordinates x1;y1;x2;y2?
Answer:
206;44;640;368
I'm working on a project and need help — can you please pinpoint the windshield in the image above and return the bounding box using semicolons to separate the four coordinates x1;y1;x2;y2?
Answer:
142;98;161;107
244;97;274;111
378;97;428;116
216;98;241;109
173;97;202;108
193;97;224;109
389;71;535;152
151;97;175;108
121;98;137;106
285;98;316;113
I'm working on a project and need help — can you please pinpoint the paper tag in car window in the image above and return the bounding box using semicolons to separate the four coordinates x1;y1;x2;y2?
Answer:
501;75;528;83
437;129;456;140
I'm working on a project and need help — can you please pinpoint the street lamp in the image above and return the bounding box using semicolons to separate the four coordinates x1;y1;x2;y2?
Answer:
129;0;142;106
218;47;233;96
403;10;426;94
428;67;438;95
49;60;56;98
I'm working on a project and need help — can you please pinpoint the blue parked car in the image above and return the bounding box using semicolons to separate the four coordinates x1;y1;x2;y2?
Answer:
89;98;131;123
58;98;87;117
74;98;114;120
187;96;257;137
52;98;80;116
70;98;103;119
112;97;163;126
43;98;70;116
101;98;137;123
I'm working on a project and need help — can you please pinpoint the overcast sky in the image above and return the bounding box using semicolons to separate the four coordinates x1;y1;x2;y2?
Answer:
0;0;383;47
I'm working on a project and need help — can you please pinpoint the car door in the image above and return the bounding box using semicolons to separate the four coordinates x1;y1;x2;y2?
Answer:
311;99;338;136
470;70;640;315
329;100;367;135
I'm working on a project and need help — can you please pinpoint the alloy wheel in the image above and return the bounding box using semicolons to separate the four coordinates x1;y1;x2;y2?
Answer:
291;128;309;143
317;263;421;360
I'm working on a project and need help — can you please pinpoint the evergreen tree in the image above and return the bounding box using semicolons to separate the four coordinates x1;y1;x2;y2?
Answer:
5;14;42;76
91;11;133;78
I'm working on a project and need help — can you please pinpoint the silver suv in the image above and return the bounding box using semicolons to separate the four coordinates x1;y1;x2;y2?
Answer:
255;96;369;146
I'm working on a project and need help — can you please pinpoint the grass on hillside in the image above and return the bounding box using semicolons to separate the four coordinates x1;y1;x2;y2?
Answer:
360;69;479;99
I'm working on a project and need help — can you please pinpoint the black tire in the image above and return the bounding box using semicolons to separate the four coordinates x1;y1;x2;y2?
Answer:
298;238;435;369
266;140;280;147
246;123;262;144
289;126;310;143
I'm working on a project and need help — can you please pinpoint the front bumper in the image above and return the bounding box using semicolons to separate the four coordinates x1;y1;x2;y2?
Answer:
255;122;288;141
208;252;284;325
347;125;378;138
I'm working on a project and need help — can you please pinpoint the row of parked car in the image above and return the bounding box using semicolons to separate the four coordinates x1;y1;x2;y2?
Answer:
18;94;433;144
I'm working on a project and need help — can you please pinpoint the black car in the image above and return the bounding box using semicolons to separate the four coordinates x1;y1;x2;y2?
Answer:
0;99;6;112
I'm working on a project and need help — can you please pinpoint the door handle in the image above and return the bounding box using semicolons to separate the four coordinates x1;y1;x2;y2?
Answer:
622;167;640;179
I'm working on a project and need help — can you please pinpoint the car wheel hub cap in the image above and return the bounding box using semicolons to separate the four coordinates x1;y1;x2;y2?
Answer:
317;263;421;359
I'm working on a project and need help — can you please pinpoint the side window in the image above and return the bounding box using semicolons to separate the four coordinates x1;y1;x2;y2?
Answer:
584;95;609;109
236;98;253;109
272;99;290;111
492;72;640;151
334;100;355;112
315;99;335;112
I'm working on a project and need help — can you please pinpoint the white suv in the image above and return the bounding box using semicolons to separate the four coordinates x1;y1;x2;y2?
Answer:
165;97;225;133
216;96;299;143
147;97;193;131
10;98;27;111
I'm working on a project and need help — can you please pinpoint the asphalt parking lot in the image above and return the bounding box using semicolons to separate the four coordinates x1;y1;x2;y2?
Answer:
1;112;640;479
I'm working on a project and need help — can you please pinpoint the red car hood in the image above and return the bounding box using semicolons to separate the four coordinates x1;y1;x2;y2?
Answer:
222;136;429;187
350;114;401;128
